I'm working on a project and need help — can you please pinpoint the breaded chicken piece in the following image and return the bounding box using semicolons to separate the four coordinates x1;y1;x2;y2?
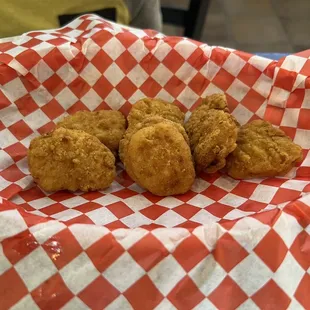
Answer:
201;93;230;111
127;98;185;128
123;118;195;196
56;110;126;155
185;94;238;173
28;128;116;192
226;120;303;179
119;116;189;163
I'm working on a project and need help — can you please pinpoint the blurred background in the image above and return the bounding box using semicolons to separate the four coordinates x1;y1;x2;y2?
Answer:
161;0;309;53
0;0;309;54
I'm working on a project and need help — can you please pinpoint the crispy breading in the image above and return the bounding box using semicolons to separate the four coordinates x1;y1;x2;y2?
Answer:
123;119;195;196
185;94;238;173
127;98;185;128
226;120;303;179
56;110;126;155
28;128;116;192
201;93;230;111
119;116;189;163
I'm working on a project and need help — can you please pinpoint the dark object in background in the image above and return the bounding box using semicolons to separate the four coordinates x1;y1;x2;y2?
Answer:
161;0;211;40
58;8;116;26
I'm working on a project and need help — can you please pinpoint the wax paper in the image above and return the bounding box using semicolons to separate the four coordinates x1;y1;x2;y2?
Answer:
0;15;310;310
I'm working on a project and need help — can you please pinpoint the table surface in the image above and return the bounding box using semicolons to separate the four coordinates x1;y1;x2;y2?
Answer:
256;53;289;60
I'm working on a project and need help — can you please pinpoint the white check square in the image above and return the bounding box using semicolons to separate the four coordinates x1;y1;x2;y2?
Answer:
229;253;272;296
60;252;100;294
15;247;57;291
103;252;145;292
0;210;27;241
149;255;186;296
189;255;226;296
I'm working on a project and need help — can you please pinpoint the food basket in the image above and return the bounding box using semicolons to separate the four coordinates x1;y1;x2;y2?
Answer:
0;15;309;310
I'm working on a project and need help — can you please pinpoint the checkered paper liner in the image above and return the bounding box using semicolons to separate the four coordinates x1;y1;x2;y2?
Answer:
0;15;310;310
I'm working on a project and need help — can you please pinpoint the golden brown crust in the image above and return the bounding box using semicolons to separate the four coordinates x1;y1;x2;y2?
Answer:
56;110;126;155
201;93;229;111
127;98;185;128
226;120;303;179
185;94;238;173
119;116;189;163
28;128;116;192
124;122;195;196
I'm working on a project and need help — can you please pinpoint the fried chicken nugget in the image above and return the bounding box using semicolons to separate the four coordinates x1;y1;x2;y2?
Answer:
226;120;303;179
122;117;195;196
28;128;116;192
119;116;189;163
127;98;185;128
185;94;238;173
56;110;126;155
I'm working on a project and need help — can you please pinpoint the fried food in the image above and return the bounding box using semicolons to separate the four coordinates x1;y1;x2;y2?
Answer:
119;116;189;163
28;128;116;192
123;117;195;196
127;98;185;128
56;110;126;155
185;94;238;173
201;93;230;111
226;120;303;179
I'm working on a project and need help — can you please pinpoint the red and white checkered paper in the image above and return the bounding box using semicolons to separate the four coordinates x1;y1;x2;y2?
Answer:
0;15;310;310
